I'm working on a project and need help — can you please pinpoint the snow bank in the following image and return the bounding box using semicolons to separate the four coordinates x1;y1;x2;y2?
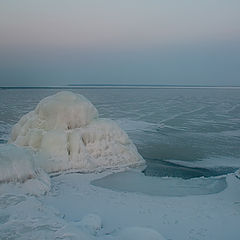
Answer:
0;144;51;194
9;91;144;174
22;169;51;195
0;144;36;183
0;168;51;196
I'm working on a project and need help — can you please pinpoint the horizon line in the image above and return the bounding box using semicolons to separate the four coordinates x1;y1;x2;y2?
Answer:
1;84;240;90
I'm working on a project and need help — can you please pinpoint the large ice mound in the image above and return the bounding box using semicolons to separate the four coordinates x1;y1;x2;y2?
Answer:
9;91;144;173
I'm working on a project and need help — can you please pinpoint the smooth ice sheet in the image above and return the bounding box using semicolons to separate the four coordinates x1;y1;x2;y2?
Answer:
92;170;227;197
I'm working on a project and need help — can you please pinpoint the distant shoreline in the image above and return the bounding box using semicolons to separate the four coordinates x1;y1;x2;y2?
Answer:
1;85;240;89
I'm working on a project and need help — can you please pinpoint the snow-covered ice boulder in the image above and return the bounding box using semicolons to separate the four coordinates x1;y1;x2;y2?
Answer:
0;144;36;183
10;91;144;173
117;227;166;240
0;144;51;194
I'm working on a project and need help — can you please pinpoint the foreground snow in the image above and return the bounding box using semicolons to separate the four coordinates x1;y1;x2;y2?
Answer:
0;169;240;240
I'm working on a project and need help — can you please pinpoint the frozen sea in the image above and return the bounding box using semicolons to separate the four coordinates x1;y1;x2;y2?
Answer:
0;87;240;240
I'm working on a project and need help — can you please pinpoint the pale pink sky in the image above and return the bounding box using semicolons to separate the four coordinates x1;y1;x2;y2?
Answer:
1;0;240;49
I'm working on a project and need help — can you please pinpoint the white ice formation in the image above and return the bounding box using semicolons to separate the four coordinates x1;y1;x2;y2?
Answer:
9;91;144;175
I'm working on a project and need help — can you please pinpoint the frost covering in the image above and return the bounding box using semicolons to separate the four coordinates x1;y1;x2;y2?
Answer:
10;91;144;173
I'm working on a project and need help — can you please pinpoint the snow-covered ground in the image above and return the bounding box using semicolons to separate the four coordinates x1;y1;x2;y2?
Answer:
0;168;240;240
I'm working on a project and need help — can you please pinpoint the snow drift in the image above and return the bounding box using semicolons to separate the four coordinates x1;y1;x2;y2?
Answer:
0;144;51;194
0;144;37;183
9;91;144;175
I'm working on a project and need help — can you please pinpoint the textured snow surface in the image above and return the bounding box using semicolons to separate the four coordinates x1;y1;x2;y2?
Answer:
0;170;240;240
117;227;166;240
78;214;102;236
9;91;144;174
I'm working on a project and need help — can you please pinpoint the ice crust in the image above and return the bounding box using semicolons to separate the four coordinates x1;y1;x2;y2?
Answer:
8;91;144;176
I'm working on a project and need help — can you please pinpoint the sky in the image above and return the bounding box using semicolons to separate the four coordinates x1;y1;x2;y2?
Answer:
0;0;240;86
